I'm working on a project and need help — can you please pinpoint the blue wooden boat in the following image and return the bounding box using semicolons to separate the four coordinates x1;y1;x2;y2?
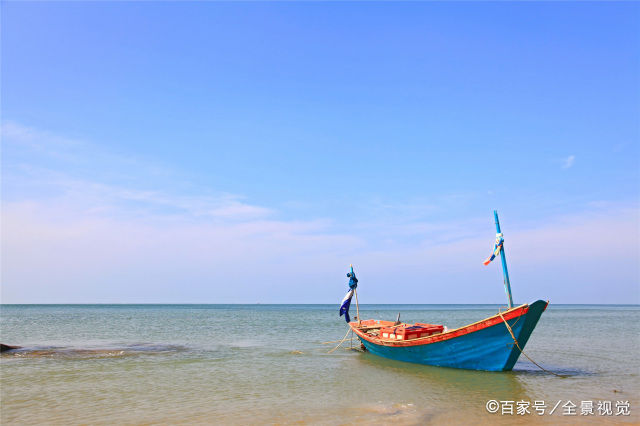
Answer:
345;211;548;372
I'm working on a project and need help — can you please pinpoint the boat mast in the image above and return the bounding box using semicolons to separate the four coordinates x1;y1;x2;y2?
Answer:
351;264;361;326
494;210;514;309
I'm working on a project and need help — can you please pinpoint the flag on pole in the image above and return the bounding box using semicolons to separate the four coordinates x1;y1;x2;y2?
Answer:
339;265;359;322
483;233;504;265
339;289;354;323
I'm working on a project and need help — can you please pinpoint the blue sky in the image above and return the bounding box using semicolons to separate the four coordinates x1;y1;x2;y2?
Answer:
2;1;638;304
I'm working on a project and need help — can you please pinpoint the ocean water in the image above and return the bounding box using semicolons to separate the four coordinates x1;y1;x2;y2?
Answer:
1;304;638;425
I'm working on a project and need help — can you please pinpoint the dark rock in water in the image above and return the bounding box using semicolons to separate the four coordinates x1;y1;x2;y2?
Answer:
0;344;21;352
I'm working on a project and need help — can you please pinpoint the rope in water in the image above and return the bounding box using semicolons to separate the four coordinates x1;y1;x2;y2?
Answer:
327;327;352;354
498;312;566;378
321;337;357;345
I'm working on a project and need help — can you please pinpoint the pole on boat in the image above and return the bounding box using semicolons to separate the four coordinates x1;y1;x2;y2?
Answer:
494;210;514;309
351;264;361;326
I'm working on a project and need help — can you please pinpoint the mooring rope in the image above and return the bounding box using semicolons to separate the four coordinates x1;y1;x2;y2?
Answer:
321;337;357;345
327;327;352;354
498;312;566;378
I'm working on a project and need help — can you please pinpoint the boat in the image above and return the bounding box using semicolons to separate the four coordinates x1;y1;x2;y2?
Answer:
340;210;548;372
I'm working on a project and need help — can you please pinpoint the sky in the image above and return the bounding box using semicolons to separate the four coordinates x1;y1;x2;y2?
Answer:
1;1;638;304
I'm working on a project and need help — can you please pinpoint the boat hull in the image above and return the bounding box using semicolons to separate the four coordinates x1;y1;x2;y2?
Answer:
351;300;548;371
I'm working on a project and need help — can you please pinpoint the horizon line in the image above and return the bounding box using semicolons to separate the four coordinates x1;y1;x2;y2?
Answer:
1;302;638;306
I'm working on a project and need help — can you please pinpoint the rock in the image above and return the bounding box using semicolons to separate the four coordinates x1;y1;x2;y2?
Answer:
0;343;21;352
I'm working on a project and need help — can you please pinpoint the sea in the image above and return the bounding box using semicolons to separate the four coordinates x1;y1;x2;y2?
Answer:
1;304;638;425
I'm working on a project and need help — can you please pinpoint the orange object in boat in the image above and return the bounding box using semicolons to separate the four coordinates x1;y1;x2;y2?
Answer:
380;324;444;340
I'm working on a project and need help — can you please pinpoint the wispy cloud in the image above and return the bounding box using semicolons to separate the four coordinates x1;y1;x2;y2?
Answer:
1;121;274;222
1;123;638;304
1;122;366;303
562;154;575;169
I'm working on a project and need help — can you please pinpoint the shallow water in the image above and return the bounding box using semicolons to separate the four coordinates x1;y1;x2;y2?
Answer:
1;304;638;424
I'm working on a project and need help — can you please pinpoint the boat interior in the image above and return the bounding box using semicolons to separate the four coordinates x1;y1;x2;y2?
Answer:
354;319;446;342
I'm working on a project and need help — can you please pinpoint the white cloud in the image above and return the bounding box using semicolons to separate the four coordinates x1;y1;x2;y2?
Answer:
1;123;638;304
1;122;274;222
0;199;364;303
0;122;365;302
2;195;637;304
562;154;575;169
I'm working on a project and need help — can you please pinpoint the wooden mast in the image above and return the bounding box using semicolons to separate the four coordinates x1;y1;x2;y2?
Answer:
351;264;361;325
494;210;514;309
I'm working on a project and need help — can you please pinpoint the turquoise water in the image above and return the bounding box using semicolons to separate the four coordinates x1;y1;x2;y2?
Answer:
1;304;638;424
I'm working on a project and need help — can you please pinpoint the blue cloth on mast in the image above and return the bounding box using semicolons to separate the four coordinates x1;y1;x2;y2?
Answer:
339;266;358;322
339;289;354;323
347;271;358;290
